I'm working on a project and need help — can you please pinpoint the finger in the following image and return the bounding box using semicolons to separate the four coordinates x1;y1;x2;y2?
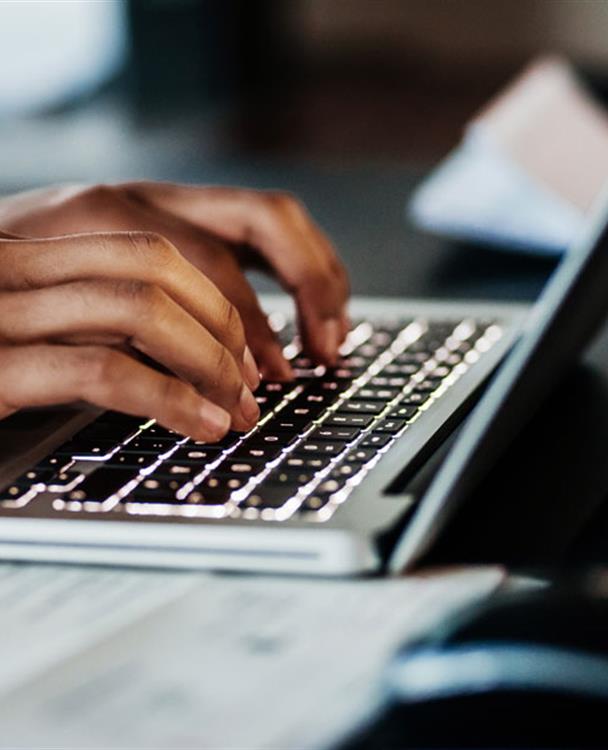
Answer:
201;253;294;382
0;279;259;432
0;344;231;442
118;184;350;364
0;230;260;391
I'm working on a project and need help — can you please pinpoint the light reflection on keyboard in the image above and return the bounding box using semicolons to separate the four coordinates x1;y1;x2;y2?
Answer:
1;317;503;522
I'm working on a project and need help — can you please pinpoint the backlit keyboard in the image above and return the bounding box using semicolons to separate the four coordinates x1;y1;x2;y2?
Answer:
0;316;503;522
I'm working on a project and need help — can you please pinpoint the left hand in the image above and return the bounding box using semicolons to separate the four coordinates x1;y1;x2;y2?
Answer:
0;182;351;380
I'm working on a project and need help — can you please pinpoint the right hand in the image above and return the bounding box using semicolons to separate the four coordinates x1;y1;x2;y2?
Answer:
0;231;262;442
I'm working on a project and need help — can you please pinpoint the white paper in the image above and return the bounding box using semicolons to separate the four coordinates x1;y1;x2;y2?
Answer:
0;563;201;695
0;565;504;750
408;57;608;256
409;130;583;256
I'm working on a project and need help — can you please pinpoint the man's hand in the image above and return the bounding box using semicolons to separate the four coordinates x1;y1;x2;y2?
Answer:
0;231;262;441
0;182;350;379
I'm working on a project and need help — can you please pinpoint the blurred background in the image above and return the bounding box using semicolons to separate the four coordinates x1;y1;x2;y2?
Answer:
1;0;608;298
2;0;608;184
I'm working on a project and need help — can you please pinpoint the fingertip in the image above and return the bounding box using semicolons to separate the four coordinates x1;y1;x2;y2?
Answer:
318;318;341;365
251;339;294;382
239;384;261;426
197;399;231;442
243;345;261;390
259;353;294;382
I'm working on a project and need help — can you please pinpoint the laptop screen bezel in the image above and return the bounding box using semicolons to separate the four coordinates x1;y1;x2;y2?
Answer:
389;188;608;573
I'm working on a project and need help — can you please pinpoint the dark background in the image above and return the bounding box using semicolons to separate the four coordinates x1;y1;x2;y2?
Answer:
5;0;606;300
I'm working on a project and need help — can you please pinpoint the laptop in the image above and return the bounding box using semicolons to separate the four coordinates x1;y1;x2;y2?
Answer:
1;193;607;575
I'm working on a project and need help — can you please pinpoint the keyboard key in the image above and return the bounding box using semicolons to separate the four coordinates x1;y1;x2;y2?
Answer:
106;452;159;470
344;448;377;464
331;462;363;478
46;470;85;491
266;469;315;486
309;426;360;441
291;391;337;410
435;351;463;366
374;418;407;435
213;459;266;479
390;405;418;420
67;468;139;502
270;417;312;432
400;392;430;406
429;365;452;379
355;387;400;401
299;493;332;512
295;440;348;457
12;469;55;487
254;382;294;414
243;484;298;509
326;367;359;381
283;455;331;472
195;431;243;449
251;431;298;447
55;439;118;458
170;446;223;464
34;456;74;473
139;424;181;439
0;483;38;506
276;404;324;421
361;433;392;449
370;375;409;388
231;443;283;462
126;476;185;502
148;464;199;480
305;379;343;395
182;489;231;506
121;438;177;454
199;474;248;493
340;400;385;415
316;476;347;494
393;353;424;368
414;378;442;393
326;413;374;428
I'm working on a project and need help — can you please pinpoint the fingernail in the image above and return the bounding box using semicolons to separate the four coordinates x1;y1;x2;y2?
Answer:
260;348;294;382
200;401;231;439
243;346;261;390
321;318;341;363
239;384;261;425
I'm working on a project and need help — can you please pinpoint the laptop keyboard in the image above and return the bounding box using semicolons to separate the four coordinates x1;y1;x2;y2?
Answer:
0;316;503;523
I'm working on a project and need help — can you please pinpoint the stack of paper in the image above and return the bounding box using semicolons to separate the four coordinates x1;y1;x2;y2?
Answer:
409;57;608;256
0;563;504;749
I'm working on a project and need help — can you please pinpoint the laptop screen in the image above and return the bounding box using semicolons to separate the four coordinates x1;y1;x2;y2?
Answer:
390;186;608;572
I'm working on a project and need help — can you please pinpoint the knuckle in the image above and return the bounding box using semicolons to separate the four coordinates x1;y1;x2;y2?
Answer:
156;375;185;416
82;346;120;397
115;279;163;317
78;183;117;209
125;231;180;270
208;343;241;395
264;190;302;218
0;347;19;413
218;299;246;353
303;267;333;295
